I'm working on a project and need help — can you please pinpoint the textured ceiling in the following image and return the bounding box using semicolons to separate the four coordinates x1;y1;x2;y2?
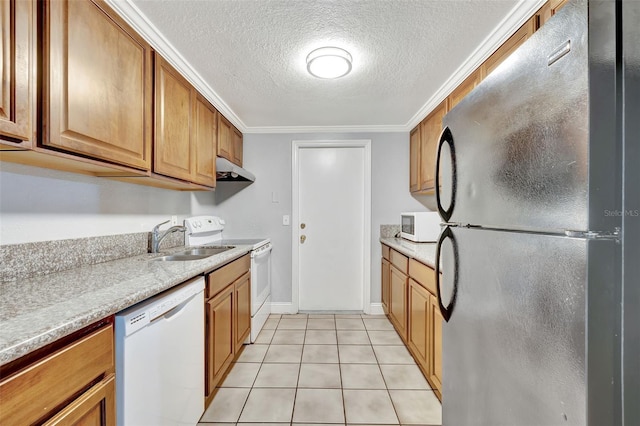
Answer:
127;0;522;131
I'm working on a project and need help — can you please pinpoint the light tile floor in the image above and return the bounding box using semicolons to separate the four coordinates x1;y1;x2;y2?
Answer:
199;313;442;426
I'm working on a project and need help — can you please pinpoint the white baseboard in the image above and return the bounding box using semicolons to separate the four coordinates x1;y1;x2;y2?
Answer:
369;303;385;315
270;302;297;314
271;302;385;315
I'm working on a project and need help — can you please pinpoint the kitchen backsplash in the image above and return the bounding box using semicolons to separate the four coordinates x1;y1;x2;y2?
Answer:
380;224;401;238
0;231;184;282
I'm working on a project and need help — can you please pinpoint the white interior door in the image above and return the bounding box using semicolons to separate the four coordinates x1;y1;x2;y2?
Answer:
297;144;366;311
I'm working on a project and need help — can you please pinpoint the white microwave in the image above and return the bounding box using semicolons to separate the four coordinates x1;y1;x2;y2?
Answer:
400;212;441;242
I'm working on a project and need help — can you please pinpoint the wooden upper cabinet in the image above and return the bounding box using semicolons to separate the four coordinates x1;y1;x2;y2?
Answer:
217;114;233;161
154;55;193;181
409;126;420;192
193;94;217;187
535;0;568;29
419;99;448;192
481;19;535;79
448;70;481;111
232;127;243;166
155;55;217;187
43;0;152;170
0;0;33;144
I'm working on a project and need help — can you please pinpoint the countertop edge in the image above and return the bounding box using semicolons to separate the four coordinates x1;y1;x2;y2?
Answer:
0;247;252;366
380;237;437;269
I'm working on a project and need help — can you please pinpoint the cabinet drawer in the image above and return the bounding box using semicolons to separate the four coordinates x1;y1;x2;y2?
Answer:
382;244;390;260
207;254;250;298
409;259;436;295
0;325;114;425
390;249;408;274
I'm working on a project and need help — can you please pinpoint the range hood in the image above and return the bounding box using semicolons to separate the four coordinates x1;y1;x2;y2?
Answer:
215;157;255;182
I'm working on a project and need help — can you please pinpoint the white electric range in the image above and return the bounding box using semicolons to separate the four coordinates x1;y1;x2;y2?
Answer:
184;216;272;343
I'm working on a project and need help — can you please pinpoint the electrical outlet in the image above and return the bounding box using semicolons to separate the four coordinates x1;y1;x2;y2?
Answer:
282;215;290;226
171;215;178;226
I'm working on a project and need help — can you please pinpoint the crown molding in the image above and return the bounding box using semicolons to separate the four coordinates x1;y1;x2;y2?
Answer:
104;0;248;132
243;124;408;134
106;0;545;135
405;0;547;131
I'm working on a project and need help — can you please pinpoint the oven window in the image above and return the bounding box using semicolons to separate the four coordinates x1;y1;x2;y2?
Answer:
402;216;414;234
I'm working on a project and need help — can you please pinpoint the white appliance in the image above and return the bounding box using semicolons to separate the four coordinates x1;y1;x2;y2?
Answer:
184;216;271;343
400;211;441;242
115;276;205;426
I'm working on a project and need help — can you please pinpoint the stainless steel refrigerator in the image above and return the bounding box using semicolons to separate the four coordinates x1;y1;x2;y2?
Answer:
433;0;639;425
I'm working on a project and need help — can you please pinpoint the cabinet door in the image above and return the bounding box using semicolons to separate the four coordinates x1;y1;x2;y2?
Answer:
419;99;448;192
44;0;152;170
192;94;217;187
430;294;443;393
43;375;115;426
0;0;32;143
409;126;420;192
381;258;390;315
154;55;194;181
232;128;243;166
217;115;233;161
448;70;481;110
206;287;234;397
481;19;535;79
389;265;408;341
234;272;251;351
408;279;430;371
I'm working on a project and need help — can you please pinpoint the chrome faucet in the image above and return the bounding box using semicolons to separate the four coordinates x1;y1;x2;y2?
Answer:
151;220;187;253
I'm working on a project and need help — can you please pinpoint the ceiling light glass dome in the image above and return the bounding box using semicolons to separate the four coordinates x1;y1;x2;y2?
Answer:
306;47;352;79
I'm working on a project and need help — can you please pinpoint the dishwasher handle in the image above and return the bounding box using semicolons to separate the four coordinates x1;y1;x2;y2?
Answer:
150;291;202;322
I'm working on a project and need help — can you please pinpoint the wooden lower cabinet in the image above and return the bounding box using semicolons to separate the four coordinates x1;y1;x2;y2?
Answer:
389;264;408;341
382;244;442;399
381;258;390;315
204;255;251;407
206;286;234;397
0;321;115;425
408;279;430;370
234;272;251;351
44;374;115;426
430;294;443;394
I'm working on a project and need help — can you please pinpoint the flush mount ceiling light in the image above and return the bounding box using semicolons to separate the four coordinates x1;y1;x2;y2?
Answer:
306;47;352;79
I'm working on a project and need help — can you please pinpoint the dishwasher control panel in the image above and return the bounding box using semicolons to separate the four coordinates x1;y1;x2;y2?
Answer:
117;277;205;336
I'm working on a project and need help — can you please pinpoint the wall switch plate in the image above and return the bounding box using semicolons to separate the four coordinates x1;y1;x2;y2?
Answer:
282;215;290;226
171;215;178;226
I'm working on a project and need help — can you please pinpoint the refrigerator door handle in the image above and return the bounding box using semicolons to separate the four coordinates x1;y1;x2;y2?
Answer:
435;225;458;322
435;127;457;222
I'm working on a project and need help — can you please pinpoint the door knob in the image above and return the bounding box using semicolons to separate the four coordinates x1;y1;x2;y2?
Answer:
300;235;306;244
300;223;306;229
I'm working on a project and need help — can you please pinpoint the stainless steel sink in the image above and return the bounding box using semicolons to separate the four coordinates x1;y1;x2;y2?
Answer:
179;247;234;256
151;246;234;262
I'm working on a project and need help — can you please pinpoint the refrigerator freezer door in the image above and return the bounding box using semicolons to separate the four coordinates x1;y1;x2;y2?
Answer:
440;226;607;426
438;1;592;233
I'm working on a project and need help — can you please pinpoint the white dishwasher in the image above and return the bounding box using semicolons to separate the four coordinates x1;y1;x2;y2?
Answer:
115;276;205;426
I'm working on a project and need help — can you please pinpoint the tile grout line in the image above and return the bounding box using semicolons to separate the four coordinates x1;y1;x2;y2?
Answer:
365;316;402;426
289;315;307;424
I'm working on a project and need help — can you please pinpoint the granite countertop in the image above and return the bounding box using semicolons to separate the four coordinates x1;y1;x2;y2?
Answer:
380;237;438;269
0;245;253;366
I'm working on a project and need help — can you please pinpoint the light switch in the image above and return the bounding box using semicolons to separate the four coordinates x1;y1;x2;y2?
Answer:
282;215;290;226
272;192;279;203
